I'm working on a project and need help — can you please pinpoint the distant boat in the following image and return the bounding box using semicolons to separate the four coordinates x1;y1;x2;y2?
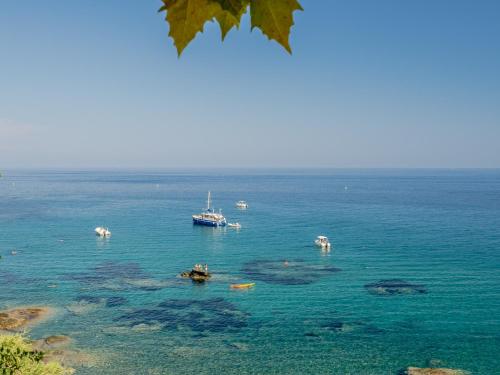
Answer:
230;283;255;289
228;222;242;228
192;192;227;227
314;235;331;250
95;227;111;237
236;201;248;209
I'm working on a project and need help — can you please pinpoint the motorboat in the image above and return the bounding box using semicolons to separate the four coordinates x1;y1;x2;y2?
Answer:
192;192;227;227
228;222;242;228
95;227;111;237
236;200;248;209
314;235;331;249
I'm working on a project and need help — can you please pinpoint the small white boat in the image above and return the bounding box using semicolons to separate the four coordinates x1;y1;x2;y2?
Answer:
235;201;248;209
314;235;331;249
95;227;111;237
228;222;242;228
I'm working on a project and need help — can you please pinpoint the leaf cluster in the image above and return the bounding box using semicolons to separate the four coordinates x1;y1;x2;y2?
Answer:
159;0;303;55
0;335;71;375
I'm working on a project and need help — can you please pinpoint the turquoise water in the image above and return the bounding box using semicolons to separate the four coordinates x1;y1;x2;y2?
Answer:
1;170;499;374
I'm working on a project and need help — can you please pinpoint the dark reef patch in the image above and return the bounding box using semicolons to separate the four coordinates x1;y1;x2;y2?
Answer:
105;296;128;307
308;316;385;336
241;259;340;285
364;279;427;296
116;297;250;334
74;295;128;308
62;261;173;291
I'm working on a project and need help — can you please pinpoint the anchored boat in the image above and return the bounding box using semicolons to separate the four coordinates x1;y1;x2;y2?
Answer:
95;227;111;237
235;200;248;209
192;192;227;227
314;235;331;250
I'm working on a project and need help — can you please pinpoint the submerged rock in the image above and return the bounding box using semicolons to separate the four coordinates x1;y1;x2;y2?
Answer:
400;367;470;375
241;259;340;285
116;297;249;334
63;261;172;292
32;335;72;351
304;332;321;338
67;296;105;315
44;349;107;369
321;319;370;334
105;296;128;307
0;306;53;331
365;279;426;295
67;295;128;314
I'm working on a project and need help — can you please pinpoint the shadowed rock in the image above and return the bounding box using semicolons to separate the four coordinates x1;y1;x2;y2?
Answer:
241;259;340;285
365;279;427;296
116;297;249;334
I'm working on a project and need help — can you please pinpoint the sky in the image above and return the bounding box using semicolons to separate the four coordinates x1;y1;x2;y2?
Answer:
0;0;499;169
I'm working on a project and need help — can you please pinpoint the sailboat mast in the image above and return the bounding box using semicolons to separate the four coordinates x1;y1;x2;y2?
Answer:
207;191;211;210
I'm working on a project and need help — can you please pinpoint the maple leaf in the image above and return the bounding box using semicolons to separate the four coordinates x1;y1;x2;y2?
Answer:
159;0;221;56
250;0;303;53
214;1;249;41
213;0;249;17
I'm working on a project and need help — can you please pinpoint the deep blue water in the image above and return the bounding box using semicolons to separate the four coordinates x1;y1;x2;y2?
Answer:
0;169;499;374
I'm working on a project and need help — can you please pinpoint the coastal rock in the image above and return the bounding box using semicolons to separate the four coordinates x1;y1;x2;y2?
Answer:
365;279;427;295
241;259;340;285
0;307;53;331
180;269;211;283
400;367;470;375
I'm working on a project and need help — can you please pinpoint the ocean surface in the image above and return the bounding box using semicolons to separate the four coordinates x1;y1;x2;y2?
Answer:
0;169;499;375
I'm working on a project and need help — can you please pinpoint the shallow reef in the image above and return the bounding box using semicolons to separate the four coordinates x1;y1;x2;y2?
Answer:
62;261;175;291
241;259;341;285
66;295;128;315
364;279;427;296
116;297;250;334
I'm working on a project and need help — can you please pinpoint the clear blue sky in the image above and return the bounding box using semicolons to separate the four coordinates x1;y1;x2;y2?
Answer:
1;1;499;168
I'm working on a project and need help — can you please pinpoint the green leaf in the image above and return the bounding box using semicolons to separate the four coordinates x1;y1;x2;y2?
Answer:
215;10;239;41
159;0;222;56
214;1;248;41
250;0;303;53
213;0;248;17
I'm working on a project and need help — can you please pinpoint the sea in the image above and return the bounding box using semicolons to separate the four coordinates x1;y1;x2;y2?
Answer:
0;169;499;375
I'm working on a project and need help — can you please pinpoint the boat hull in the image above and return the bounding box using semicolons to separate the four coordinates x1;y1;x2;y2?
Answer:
193;217;227;227
314;240;331;249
